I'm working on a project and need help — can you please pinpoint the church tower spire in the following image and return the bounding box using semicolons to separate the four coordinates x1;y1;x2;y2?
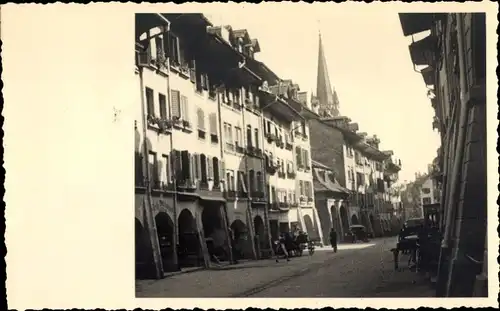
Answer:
316;32;340;118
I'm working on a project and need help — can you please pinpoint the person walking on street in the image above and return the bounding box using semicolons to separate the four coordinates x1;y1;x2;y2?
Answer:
275;233;290;263
329;228;338;253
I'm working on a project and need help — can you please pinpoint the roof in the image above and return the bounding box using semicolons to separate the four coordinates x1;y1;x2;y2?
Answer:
313;167;350;196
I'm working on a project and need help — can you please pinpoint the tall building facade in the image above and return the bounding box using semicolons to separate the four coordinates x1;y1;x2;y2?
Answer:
399;13;487;297
135;13;321;279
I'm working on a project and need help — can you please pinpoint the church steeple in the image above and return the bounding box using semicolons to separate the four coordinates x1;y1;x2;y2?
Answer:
316;32;340;118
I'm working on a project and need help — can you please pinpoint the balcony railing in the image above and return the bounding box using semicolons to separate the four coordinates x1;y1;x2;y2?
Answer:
226;190;237;199
266;163;278;175
277;171;286;179
285;142;293;150
287;171;296;179
235;143;245;154
265;133;277;143
276;140;285;149
278;202;290;210
251;191;266;202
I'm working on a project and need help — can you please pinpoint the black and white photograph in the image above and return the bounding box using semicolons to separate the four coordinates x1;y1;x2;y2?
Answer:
133;10;488;298
3;3;497;310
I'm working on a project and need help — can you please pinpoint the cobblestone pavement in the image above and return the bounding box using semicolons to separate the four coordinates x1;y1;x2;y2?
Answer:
136;237;435;297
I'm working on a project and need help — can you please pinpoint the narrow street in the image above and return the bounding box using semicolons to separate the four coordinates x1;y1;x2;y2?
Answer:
136;237;434;298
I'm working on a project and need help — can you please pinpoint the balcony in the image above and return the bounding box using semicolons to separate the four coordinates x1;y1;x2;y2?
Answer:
278;202;290;211
266;163;278;175
176;179;197;192
285;142;293;151
277;171;286;179
235;143;245;154
246;146;263;158
251;191;266;203
287;171;296;179
276;140;285;149
265;133;277;143
225;190;237;200
238;190;249;199
147;115;173;135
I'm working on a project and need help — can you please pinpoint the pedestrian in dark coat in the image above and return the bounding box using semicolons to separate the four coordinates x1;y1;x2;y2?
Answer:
329;228;338;252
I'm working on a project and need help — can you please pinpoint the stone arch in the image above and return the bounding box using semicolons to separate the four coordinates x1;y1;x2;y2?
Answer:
154;212;175;272
351;214;359;225
178;209;196;234
340;204;349;233
303;214;314;234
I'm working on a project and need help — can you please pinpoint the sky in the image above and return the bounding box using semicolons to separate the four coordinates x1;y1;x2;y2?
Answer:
202;6;441;183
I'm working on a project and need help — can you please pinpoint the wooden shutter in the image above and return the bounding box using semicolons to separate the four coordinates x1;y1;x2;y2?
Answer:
180;150;190;181
181;95;189;121
197;109;205;130
213;158;220;185
171;90;181;118
200;154;207;182
295;147;302;167
219;160;225;189
303;150;309;167
172;150;182;181
189;154;196;182
207;156;213;180
209;113;217;135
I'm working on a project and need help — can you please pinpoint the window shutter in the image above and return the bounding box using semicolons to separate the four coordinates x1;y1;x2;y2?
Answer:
171;90;181;118
219;159;225;189
180;150;190;181
304;150;309;167
189;59;196;82
213;158;220;185
172;150;182;181
209;113;217;135
200;154;207;182
181;95;189;122
207;156;213;180
190;154;196;183
197;109;205;130
296;147;302;166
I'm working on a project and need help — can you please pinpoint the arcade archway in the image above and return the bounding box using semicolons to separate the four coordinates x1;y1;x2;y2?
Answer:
154;212;175;272
351;214;359;225
303;214;314;234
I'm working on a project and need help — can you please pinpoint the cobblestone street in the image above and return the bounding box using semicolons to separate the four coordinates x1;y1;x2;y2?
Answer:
136;237;435;297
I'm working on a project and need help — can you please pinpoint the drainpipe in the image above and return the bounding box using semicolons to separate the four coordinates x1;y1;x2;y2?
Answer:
444;13;472;296
216;86;235;264
138;65;164;279
260;97;279;258
241;88;258;260
158;18;180;271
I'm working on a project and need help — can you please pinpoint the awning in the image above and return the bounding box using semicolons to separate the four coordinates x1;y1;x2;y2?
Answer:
259;89;303;122
409;35;437;66
399;13;445;36
421;66;435;86
135;13;169;42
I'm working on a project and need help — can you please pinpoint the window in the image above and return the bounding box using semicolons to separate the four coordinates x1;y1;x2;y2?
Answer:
303;150;310;169
148;152;158;186
235;127;242;147
230;171;235;191
197;108;206;139
161;154;170;183
249;170;255;192
299;181;304;196
256;172;262;191
266;120;272;134
296;147;302;168
246;125;252;147
158;93;167;119
170;90;181;119
422;197;432;205
224;123;233;150
254;129;259;149
209;113;218;143
166;32;180;65
421;188;431;194
238;171;247;193
146;87;155;116
155;35;164;60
